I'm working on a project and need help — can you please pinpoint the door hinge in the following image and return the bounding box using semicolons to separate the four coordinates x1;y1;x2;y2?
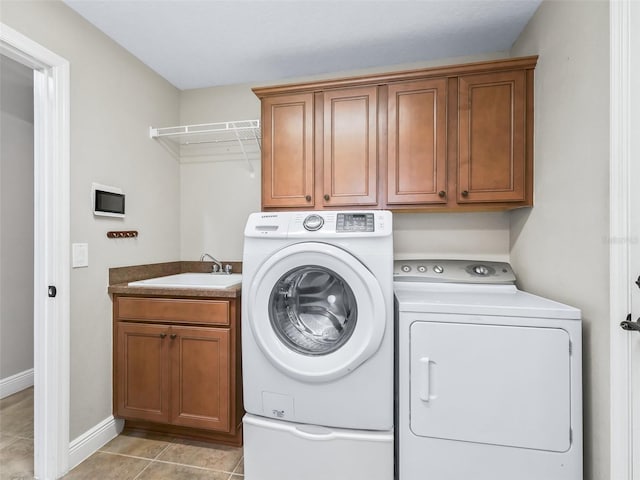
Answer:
48;285;57;298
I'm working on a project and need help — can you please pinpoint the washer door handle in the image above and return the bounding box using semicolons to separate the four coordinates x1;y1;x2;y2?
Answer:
419;357;431;402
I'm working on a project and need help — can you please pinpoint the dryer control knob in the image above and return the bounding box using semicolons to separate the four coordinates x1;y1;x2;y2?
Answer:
303;214;324;231
473;265;490;276
433;265;444;274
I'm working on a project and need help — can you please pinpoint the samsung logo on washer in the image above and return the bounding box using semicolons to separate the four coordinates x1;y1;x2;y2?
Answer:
92;183;125;218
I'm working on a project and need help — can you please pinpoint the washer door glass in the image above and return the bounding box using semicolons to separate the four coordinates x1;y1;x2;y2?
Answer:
269;266;357;356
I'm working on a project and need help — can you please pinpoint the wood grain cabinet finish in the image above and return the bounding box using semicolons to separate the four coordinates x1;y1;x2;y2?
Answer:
113;295;242;445
387;78;448;205
458;70;528;204
254;56;536;212
261;93;315;208
322;86;378;207
116;322;170;424
169;326;230;431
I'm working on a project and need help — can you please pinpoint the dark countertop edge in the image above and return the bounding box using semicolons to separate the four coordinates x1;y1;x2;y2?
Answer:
108;283;241;299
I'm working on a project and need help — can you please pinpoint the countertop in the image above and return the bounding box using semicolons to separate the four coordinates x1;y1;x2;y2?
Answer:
108;261;242;299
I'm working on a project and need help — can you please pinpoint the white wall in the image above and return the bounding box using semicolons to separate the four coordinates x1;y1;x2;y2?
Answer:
0;0;181;438
509;2;610;479
179;85;261;262
179;54;512;263
0;55;34;381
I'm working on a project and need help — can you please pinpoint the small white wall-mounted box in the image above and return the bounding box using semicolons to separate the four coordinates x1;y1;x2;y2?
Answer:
72;243;88;268
91;183;125;218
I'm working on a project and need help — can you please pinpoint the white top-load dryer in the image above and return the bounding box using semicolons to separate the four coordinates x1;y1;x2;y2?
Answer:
241;211;394;480
394;260;582;480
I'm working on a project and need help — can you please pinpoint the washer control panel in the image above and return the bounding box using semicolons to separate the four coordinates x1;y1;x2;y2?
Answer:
394;259;516;284
336;213;375;232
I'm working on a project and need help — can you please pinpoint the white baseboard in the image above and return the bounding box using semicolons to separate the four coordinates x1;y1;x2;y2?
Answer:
0;368;34;399
68;416;124;471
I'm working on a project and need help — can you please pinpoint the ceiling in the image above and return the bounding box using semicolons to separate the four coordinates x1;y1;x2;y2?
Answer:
63;0;542;90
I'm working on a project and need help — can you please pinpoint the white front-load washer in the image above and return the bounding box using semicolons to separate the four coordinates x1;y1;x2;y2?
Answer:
394;259;583;480
242;211;394;480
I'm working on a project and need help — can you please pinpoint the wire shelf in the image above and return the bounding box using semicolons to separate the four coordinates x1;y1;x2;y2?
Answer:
149;119;261;172
149;120;261;146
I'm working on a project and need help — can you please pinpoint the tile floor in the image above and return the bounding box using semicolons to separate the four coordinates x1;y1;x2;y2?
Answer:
0;388;244;479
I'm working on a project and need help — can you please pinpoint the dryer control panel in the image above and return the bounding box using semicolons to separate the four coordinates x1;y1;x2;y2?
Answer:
394;259;516;284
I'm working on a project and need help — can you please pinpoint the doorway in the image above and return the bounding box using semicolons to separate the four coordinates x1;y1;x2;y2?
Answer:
0;51;35;475
0;23;70;479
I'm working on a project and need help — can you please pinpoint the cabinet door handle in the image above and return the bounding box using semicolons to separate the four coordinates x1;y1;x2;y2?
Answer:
170;334;177;340
324;194;330;201
305;195;311;202
461;190;469;197
438;191;446;198
159;333;167;339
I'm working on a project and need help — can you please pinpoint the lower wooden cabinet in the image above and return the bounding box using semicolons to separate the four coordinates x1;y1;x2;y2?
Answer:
113;295;242;445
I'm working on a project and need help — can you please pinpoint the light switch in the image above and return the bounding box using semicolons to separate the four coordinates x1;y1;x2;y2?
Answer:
72;243;88;268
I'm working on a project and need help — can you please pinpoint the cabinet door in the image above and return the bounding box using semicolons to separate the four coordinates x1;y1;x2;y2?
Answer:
322;86;378;206
169;326;231;432
262;93;315;208
115;322;169;423
458;70;527;203
387;79;448;205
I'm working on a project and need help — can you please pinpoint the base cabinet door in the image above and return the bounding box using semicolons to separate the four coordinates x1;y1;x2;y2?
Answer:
170;326;231;431
458;70;528;204
116;322;169;424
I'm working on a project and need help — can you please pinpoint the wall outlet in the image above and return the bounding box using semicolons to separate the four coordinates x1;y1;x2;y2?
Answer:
72;243;88;268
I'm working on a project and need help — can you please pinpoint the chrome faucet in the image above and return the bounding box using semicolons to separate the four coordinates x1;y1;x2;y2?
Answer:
200;253;223;273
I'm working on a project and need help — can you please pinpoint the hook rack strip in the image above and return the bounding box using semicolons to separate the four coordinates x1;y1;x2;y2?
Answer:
107;231;138;239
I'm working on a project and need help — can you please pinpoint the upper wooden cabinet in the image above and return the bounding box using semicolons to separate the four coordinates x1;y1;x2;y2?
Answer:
261;93;315;208
253;56;537;212
260;87;379;209
322;86;378;207
386;78;448;205
457;70;528;204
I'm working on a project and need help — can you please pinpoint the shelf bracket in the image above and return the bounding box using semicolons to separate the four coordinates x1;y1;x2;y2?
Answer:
231;121;255;176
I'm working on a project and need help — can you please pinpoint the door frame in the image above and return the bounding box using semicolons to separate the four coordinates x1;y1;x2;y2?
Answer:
0;23;70;479
610;2;637;479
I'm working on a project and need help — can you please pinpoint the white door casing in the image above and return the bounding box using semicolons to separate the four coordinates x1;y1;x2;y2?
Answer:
610;2;640;479
247;242;386;383
0;23;70;479
631;1;640;475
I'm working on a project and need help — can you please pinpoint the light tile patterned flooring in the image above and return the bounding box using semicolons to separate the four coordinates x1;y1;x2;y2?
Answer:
0;388;244;479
